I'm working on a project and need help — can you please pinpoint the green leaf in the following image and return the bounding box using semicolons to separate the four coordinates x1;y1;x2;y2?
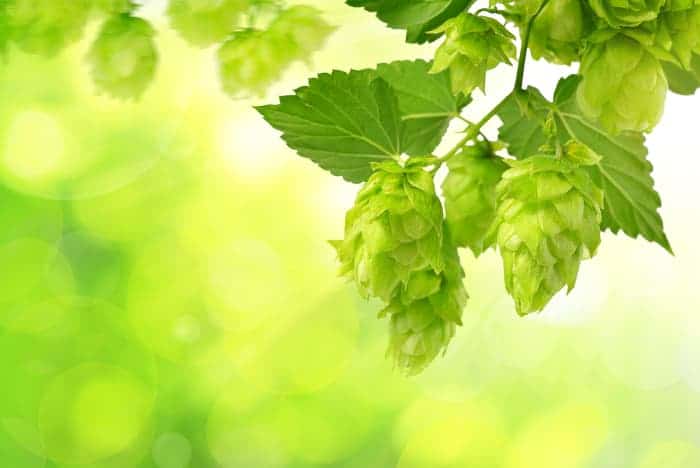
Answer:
257;61;465;183
662;56;700;96
346;0;475;43
498;79;672;252
377;59;470;155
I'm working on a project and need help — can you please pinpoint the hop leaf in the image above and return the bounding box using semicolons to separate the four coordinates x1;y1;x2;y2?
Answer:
589;0;665;27
87;14;158;99
529;0;591;64
492;144;604;316
577;35;667;134
332;158;467;374
267;6;334;63
5;0;91;56
167;0;249;47
430;13;516;94
442;141;508;256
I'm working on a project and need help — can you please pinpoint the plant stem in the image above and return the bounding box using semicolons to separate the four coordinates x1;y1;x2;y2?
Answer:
440;93;512;163
514;0;551;91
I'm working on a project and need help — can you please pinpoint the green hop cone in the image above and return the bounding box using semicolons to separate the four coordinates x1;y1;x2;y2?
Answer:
217;29;293;97
167;0;249;47
380;233;467;375
5;0;91;56
332;158;446;303
267;6;334;63
588;0;664;27
430;13;516;95
87;14;158;99
492;143;604;316
529;0;590;64
577;35;667;134
657;6;700;69
442;141;508;257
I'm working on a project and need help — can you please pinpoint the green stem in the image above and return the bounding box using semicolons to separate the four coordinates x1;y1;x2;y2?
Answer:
514;0;551;91
439;93;511;163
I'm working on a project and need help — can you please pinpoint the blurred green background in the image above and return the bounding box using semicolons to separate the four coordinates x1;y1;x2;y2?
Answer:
1;1;700;467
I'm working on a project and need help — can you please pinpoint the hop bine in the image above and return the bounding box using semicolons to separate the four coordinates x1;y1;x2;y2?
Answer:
332;159;467;375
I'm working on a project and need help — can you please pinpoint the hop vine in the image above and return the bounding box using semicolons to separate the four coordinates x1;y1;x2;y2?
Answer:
259;0;689;373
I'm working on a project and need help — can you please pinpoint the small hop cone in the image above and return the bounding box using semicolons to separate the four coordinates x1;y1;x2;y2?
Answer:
267;6;335;63
333;158;446;303
529;0;590;65
430;13;516;95
217;30;294;98
442;142;508;257
87;14;158;99
577;35;667;134
167;0;249;48
5;0;91;56
381;234;467;375
492;144;604;316
589;0;664;26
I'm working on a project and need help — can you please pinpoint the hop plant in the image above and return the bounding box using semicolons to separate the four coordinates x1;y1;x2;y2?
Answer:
430;13;516;94
332;158;467;374
657;6;700;69
589;0;665;27
5;0;91;56
529;0;590;64
266;5;334;63
93;0;136;15
492;144;604;316
577;34;667;134
87;14;158;99
442;141;508;257
167;0;249;47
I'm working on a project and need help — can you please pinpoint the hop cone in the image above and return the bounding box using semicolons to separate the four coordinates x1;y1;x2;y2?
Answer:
589;0;665;27
577;35;667;134
430;13;516;95
332;159;467;374
167;0;249;47
657;6;700;69
267;6;334;63
442;141;508;257
87;14;158;99
5;0;91;56
380;233;467;375
529;0;590;65
217;29;293;97
492;144;603;316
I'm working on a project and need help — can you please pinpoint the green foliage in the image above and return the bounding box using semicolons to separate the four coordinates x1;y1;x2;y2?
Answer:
331;158;467;373
442;141;508;256
491;145;603;316
87;14;158;99
430;13;516;94
256;0;692;373
167;0;249;47
257;61;466;182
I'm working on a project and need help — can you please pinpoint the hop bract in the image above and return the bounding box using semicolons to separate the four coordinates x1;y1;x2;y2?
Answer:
267;6;334;63
492;145;603;316
167;0;249;47
332;159;467;374
577;35;667;134
87;14;158;99
529;0;590;64
442;141;508;256
5;0;91;56
658;6;700;69
430;13;516;94
589;0;665;27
